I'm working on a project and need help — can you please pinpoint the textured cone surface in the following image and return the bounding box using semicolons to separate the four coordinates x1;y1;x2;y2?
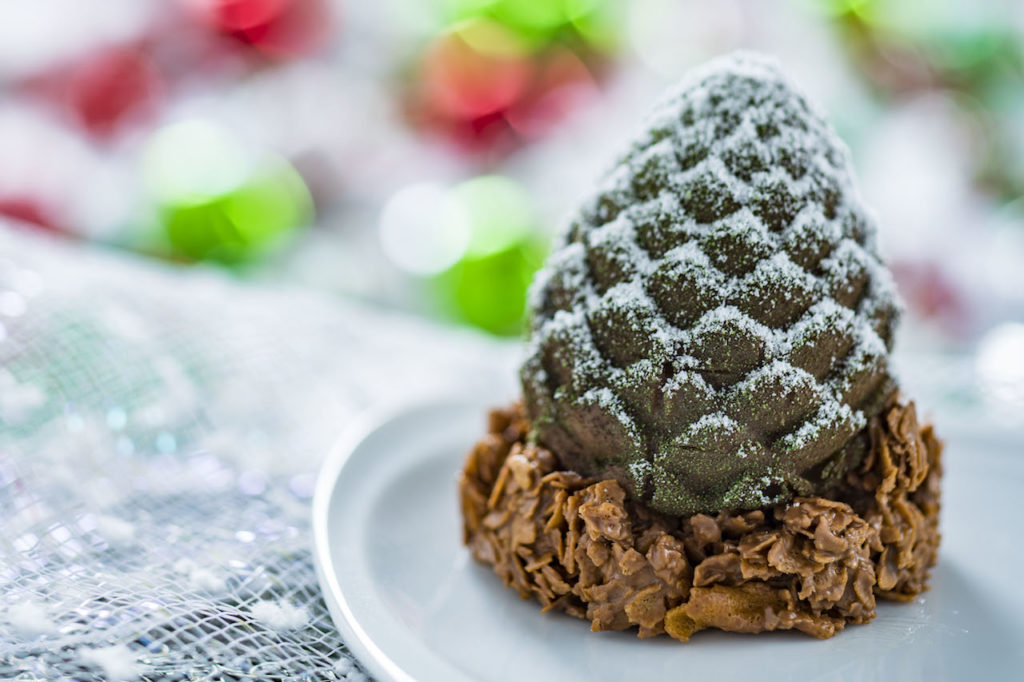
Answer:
521;52;901;516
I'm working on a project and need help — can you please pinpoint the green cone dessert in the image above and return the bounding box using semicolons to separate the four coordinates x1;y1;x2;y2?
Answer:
461;51;942;643
520;52;900;516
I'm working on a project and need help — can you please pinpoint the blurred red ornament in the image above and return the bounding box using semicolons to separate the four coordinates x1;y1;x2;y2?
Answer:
463;110;517;151
422;26;531;121
407;18;606;156
892;261;969;334
188;0;335;58
22;44;163;140
0;196;63;234
66;46;163;138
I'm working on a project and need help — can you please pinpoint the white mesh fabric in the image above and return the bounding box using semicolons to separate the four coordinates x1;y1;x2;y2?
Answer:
0;223;515;681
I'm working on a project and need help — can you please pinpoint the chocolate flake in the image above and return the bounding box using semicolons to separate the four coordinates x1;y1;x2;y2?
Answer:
459;401;941;641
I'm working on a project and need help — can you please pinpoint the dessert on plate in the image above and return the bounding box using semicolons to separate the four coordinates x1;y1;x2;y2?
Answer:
459;51;942;641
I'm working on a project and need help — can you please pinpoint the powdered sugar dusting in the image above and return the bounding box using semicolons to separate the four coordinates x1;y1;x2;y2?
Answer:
6;600;55;636
522;51;901;513
249;599;309;631
80;644;144;680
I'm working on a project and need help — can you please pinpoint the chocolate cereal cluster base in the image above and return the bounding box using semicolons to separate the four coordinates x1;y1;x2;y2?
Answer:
459;401;941;641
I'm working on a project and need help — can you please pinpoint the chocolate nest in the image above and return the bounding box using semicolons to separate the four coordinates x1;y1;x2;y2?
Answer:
458;400;941;641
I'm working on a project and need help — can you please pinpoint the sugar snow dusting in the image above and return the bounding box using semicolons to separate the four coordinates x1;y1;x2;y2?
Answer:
520;51;901;515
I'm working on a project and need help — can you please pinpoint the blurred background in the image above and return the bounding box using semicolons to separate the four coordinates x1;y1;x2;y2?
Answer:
1;4;1022;677
1;0;1023;347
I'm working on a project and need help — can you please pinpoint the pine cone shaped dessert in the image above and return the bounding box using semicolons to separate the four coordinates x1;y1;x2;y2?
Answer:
521;52;901;516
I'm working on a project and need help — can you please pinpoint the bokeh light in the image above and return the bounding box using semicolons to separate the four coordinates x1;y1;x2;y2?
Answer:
430;175;547;335
379;183;471;276
379;174;547;335
976;322;1024;413
144;120;253;205
455;175;534;257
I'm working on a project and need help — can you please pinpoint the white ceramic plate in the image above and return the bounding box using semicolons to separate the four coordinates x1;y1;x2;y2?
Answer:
313;399;1024;682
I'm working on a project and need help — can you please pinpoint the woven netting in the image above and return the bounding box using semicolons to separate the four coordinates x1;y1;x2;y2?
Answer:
0;223;514;681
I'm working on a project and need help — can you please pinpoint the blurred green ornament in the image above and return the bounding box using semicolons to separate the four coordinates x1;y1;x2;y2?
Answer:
438;238;546;335
430;175;548;335
143;119;312;265
445;0;564;37
442;0;614;51
160;161;311;264
800;0;874;19
491;0;567;37
564;0;618;52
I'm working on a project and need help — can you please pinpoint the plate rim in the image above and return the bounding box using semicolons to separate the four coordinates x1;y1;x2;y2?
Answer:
312;396;485;682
